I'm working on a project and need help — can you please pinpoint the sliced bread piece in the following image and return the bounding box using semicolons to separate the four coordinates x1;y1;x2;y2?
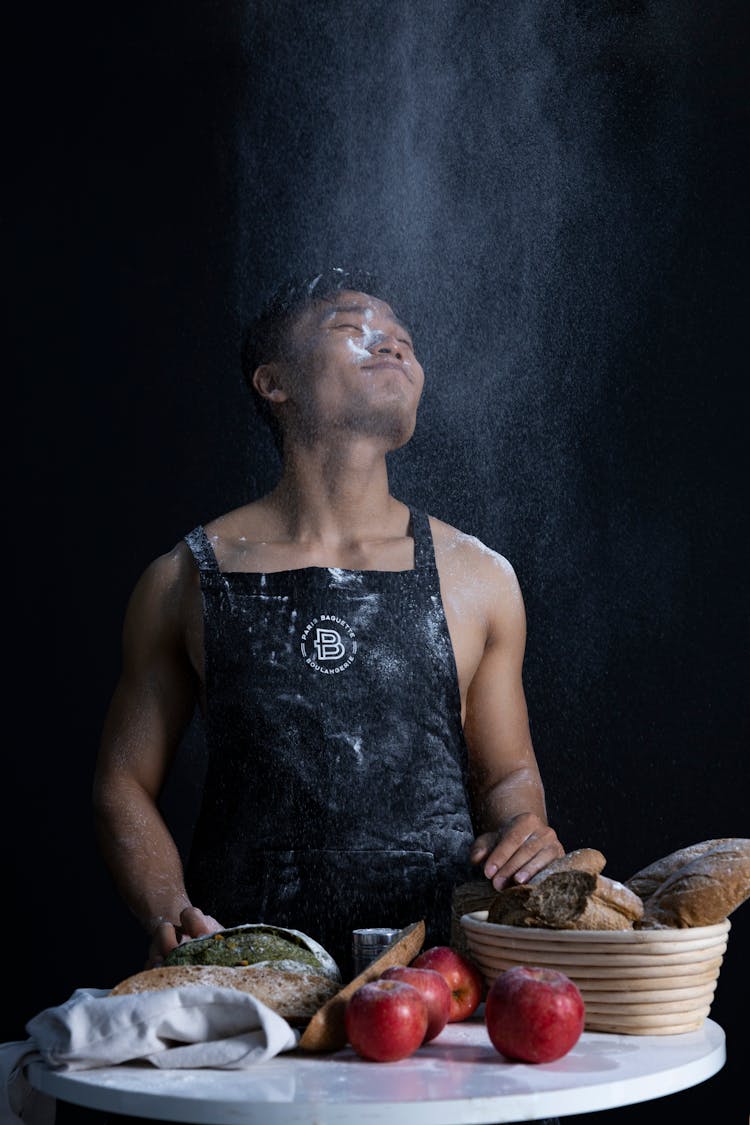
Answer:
487;871;643;930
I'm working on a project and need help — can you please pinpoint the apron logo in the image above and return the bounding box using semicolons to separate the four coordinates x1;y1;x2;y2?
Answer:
314;629;345;661
300;614;357;674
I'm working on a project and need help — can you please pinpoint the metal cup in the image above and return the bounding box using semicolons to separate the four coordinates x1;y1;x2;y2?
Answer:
351;927;400;976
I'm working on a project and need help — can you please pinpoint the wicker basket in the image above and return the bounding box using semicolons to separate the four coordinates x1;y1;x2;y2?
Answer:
460;911;730;1035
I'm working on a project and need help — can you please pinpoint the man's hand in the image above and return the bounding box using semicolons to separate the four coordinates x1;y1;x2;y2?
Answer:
146;906;223;968
470;812;564;890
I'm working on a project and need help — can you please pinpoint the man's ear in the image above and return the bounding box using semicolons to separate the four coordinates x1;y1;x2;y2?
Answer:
252;362;289;403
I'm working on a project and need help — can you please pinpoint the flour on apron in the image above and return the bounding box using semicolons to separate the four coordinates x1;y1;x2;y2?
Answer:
183;509;476;976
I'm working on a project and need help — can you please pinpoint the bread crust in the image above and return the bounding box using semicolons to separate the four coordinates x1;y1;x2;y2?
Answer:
109;963;340;1024
527;848;607;884
594;874;645;920
637;839;750;928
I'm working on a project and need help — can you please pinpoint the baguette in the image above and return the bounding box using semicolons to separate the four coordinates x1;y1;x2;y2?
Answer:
487;871;643;930
297;920;426;1052
637;839;750;929
109;962;340;1025
625;839;738;900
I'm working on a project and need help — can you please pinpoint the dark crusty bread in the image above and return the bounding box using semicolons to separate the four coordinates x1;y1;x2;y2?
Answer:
109;963;340;1025
486;884;538;926
451;850;609;951
636;839;750;928
487;871;643;930
451;880;498;956
527;848;607;884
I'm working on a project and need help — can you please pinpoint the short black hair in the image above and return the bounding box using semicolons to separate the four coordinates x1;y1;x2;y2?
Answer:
241;267;404;456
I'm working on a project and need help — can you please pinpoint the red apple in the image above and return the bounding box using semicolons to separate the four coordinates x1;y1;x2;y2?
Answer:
344;979;428;1062
485;966;585;1063
410;945;484;1022
380;966;452;1042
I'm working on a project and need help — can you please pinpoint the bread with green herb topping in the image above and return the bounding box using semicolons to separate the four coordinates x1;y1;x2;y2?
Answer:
162;923;340;979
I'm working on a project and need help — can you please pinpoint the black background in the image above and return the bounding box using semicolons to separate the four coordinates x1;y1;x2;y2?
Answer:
4;3;748;1122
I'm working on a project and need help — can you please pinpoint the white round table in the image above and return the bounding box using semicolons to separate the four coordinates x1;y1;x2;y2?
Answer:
27;1016;726;1124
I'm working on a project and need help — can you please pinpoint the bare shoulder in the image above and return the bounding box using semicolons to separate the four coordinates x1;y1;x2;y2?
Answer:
135;538;198;595
428;515;526;636
429;515;521;593
125;539;200;635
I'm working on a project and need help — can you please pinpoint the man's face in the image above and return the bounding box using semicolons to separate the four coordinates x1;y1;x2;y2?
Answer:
280;290;425;450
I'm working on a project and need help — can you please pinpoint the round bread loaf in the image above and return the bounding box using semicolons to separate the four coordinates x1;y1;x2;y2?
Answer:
109;962;340;1024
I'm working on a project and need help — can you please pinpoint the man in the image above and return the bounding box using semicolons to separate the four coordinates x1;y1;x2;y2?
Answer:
92;268;564;977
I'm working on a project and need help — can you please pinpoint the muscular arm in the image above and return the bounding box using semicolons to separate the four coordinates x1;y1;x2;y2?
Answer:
92;546;220;964
463;556;564;888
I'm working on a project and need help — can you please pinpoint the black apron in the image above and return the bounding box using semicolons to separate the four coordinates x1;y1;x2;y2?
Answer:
183;507;476;977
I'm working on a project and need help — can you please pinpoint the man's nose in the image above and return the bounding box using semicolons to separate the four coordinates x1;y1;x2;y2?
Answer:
369;331;403;360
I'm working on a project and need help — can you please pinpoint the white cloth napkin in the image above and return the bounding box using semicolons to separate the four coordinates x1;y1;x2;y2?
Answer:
1;985;299;1125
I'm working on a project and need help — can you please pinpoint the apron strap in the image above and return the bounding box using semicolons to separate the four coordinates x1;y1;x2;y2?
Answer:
410;508;439;578
184;526;221;573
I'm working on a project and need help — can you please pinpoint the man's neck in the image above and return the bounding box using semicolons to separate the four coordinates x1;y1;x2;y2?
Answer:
265;439;404;547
